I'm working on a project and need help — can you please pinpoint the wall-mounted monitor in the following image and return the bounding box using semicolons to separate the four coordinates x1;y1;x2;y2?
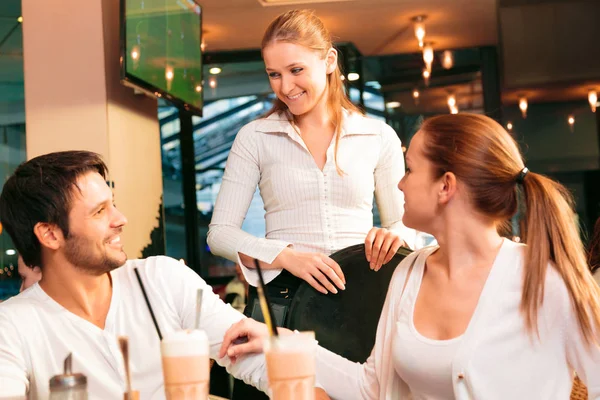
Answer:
120;0;203;115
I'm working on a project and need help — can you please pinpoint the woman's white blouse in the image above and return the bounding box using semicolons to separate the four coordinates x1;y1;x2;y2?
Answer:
314;239;600;399
207;111;414;285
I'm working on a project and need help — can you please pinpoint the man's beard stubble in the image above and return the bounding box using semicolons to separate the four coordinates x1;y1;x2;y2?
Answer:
63;231;127;275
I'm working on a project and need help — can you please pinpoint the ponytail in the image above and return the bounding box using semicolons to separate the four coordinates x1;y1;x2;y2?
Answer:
520;172;600;345
420;113;600;346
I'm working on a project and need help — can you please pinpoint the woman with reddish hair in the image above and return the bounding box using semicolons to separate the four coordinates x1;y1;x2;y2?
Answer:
315;113;600;398
223;113;600;399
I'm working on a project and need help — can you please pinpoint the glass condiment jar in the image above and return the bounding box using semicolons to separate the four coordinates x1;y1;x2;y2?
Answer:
49;353;87;400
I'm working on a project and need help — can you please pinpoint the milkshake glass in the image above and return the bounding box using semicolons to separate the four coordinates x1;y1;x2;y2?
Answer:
264;331;317;400
161;329;210;400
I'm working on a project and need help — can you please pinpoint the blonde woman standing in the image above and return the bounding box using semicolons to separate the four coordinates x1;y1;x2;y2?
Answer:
208;9;413;399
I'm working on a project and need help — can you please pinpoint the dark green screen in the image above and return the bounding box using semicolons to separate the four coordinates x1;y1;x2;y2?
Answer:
124;0;202;112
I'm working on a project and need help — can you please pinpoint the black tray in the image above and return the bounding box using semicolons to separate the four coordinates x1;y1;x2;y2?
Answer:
287;244;412;363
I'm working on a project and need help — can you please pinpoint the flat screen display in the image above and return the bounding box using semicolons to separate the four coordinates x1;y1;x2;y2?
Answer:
121;0;203;114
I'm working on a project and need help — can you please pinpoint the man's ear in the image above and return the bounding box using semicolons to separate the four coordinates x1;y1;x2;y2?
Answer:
438;172;457;205
325;48;338;75
33;222;64;251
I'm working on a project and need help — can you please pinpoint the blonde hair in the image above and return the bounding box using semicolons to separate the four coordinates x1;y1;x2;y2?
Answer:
420;113;600;345
261;9;363;174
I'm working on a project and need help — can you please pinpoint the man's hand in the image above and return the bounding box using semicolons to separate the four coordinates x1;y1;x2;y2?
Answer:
218;318;292;363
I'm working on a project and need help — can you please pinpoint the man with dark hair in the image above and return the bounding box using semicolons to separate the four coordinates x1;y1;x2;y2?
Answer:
0;151;269;399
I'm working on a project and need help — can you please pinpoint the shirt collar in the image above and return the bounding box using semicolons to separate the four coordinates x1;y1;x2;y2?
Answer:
255;109;376;137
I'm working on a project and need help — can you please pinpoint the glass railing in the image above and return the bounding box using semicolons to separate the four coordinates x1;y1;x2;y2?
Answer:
160;95;272;274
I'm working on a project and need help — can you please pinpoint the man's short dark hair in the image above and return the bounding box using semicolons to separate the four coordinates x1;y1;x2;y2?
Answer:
0;151;108;268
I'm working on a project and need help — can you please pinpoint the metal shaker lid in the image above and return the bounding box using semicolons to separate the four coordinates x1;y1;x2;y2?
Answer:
49;353;87;390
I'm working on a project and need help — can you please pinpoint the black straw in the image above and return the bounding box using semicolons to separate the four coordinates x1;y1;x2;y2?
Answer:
134;267;163;340
254;259;279;337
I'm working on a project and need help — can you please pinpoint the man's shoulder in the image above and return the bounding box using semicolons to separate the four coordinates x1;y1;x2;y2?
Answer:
117;256;197;285
0;286;46;324
121;255;181;272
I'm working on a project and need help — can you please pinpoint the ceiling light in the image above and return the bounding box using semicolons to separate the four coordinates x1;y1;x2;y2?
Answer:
209;67;222;75
422;69;430;86
441;50;454;69
519;97;528;118
195;85;202;93
588;90;597;113
412;15;427;48
347;73;360;81
422;43;434;71
5;249;16;256
568;115;575;132
506;122;513;132
209;77;217;89
386;101;401;109
412;89;420;105
447;94;456;109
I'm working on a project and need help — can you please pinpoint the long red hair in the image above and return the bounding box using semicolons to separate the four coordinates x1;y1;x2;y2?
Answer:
420;113;600;345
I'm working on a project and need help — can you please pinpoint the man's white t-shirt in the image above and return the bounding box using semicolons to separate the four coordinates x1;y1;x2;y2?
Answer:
0;256;268;399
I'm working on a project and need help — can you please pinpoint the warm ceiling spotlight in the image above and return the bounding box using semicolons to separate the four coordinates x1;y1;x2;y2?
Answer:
506;121;513;132
347;72;360;81
422;68;430;86
195;85;202;93
412;89;420;104
412;15;427;48
519;97;528;118
209;67;222;75
441;50;454;69
386;101;401;109
447;94;456;109
209;77;217;89
589;90;597;113
568;115;575;132
422;43;434;71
